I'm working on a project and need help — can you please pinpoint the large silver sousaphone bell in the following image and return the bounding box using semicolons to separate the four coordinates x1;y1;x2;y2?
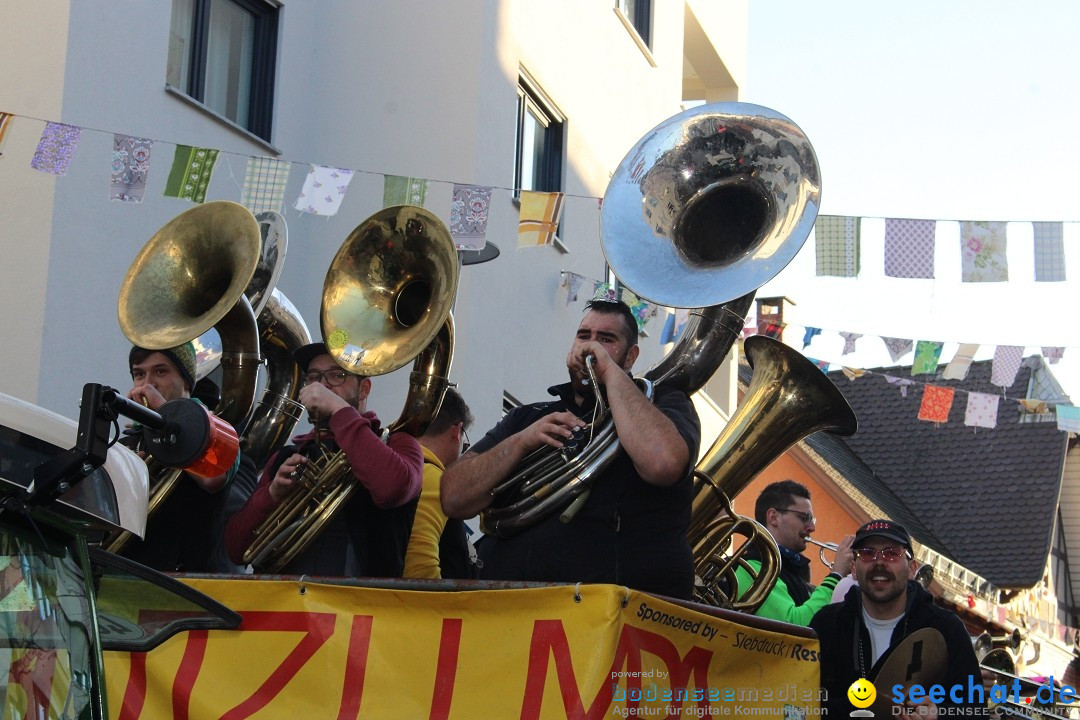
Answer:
601;102;820;312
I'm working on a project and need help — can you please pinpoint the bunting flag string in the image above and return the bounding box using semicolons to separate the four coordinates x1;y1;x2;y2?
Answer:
738;315;1079;432
1;110;1079;278
5;108;1080;432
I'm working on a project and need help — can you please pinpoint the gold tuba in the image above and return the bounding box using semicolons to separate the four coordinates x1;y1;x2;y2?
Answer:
687;334;857;610
241;205;458;572
480;102;857;612
104;202;263;555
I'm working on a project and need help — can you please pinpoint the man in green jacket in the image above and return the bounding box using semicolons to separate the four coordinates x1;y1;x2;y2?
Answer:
736;479;853;625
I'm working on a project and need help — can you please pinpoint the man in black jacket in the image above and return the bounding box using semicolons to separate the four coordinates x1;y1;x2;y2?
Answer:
809;520;987;717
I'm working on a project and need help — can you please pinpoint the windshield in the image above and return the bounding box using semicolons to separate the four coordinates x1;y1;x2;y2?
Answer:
0;522;95;720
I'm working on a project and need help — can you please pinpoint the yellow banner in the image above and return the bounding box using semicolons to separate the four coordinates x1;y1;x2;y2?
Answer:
104;579;822;719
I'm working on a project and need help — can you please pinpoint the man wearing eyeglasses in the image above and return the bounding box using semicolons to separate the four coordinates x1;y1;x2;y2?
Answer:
810;520;986;718
735;480;855;624
225;341;423;576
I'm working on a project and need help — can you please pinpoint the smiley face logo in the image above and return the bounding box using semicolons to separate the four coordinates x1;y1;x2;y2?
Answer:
847;678;876;708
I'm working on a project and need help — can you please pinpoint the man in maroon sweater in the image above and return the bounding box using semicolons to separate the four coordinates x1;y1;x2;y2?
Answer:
225;342;423;576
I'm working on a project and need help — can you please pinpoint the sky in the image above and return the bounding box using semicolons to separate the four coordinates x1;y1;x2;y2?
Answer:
740;1;1080;399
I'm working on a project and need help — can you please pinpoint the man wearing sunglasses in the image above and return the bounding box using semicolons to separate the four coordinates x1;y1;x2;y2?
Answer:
810;520;986;717
225;341;423;576
736;480;855;625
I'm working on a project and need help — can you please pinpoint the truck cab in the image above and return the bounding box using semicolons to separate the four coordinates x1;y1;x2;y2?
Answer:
0;390;238;720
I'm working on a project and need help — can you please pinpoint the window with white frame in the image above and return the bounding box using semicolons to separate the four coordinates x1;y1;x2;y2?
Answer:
167;0;278;141
515;75;565;250
616;0;651;48
515;75;564;197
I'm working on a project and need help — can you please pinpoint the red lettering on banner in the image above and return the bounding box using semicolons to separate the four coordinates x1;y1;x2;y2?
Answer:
172;630;209;720
519;621;714;720
218;611;338;720
117;652;148;720
429;618;463;720
336;614;373;719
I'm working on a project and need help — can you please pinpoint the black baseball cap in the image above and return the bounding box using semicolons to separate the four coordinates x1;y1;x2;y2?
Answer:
293;342;329;372
853;519;913;553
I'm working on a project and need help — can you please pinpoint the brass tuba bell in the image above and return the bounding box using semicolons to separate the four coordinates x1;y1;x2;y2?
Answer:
107;201;263;555
117;201;263;429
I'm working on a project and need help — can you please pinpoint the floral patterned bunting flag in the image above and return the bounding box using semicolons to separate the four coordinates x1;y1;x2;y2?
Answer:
959;221;1008;282
294;165;354;216
383;175;428;208
911;341;944;376
918;385;955;423
163;145;219;203
110;134;153;203
450;184;492;250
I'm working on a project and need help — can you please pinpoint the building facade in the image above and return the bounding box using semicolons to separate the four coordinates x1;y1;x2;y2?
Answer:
0;0;748;443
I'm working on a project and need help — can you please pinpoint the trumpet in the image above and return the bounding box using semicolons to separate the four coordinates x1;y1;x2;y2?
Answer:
805;538;840;568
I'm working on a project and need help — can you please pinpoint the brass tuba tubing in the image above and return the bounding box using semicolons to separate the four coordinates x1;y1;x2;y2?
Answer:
241;288;312;470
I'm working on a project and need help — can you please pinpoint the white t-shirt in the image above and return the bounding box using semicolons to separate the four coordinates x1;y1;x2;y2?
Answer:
862;606;903;666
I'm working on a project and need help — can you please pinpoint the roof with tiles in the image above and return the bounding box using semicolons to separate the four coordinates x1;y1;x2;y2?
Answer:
740;354;1069;588
827;356;1068;588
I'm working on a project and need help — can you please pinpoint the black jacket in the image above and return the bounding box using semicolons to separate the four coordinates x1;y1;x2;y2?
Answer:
809;581;987;717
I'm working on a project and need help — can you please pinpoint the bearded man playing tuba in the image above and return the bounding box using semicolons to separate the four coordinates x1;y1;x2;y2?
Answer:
441;299;701;599
225;342;424;576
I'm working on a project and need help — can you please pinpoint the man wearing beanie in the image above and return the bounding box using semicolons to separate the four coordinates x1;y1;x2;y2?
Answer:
225;341;423;577
123;342;253;572
809;519;987;717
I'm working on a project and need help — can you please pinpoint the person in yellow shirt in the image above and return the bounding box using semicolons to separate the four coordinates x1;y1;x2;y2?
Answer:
404;388;476;579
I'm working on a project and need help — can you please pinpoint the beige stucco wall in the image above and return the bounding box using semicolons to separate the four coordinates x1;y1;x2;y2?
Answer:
0;0;69;403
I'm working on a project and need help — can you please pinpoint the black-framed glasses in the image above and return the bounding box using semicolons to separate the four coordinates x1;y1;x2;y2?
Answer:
854;546;910;563
461;427;471;453
303;369;350;387
775;508;816;525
